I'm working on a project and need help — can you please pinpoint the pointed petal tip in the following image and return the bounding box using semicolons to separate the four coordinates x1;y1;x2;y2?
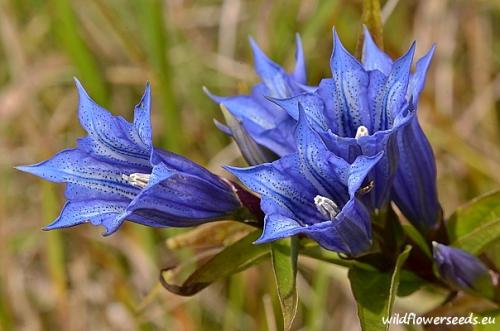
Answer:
248;35;257;47
15;165;31;172
332;27;340;43
362;25;372;38
294;33;303;49
100;215;127;236
202;86;223;103
15;164;41;176
408;41;417;55
101;228;115;237
143;81;151;94
137;82;151;105
222;164;238;174
253;237;267;245
248;36;270;65
73;77;92;102
43;218;66;231
42;224;55;231
422;43;437;61
393;41;417;67
73;77;85;91
331;28;345;51
223;165;255;179
248;36;262;56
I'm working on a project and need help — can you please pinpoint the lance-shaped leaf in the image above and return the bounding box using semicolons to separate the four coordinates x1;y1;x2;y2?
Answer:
271;237;299;331
160;231;269;296
348;245;412;331
447;190;500;255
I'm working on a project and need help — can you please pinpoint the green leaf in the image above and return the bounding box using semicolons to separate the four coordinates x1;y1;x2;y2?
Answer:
402;224;432;258
271;237;299;331
160;231;269;296
447;190;500;254
397;271;425;297
349;245;412;331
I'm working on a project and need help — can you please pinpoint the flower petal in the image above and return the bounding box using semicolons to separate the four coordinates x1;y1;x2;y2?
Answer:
304;198;372;256
270;93;328;131
318;30;370;137
292;33;307;84
371;42;415;131
226;155;319;220
249;37;292;98
126;173;240;227
44;200;129;235
205;88;296;156
133;82;153;148
151;149;230;191
17;149;141;200
254;213;305;244
345;151;384;197
392;113;441;231
74;78;150;167
294;107;350;203
407;45;436;106
362;26;393;75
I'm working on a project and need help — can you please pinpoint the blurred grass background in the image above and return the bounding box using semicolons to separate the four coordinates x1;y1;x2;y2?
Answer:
1;0;499;330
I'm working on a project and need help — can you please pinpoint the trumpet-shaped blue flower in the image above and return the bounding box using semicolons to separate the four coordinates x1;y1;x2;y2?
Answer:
433;243;495;299
17;79;241;235
272;29;441;231
205;35;308;158
227;109;382;256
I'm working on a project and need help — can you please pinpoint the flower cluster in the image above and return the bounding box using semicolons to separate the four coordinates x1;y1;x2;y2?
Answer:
18;79;241;235
212;28;441;250
18;29;495;297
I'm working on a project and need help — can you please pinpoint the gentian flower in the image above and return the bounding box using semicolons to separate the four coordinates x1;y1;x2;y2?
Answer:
227;109;383;256
271;29;441;231
205;35;308;159
433;242;496;299
17;79;241;235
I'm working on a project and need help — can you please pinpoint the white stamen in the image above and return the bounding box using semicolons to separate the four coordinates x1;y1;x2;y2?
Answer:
314;195;340;220
122;173;151;189
355;125;369;139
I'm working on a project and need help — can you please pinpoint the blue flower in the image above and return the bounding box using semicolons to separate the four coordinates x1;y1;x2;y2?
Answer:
433;243;495;299
227;109;382;256
273;29;440;230
17;79;241;235
205;35;309;158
